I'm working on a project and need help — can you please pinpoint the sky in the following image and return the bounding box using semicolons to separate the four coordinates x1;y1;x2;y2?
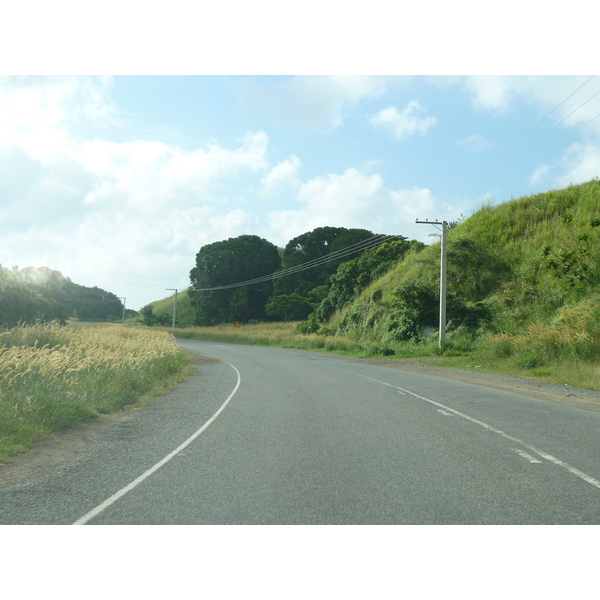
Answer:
2;8;600;312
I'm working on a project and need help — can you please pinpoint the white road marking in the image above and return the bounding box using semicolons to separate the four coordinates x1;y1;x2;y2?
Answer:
437;409;453;416
72;362;242;525
513;449;542;463
353;373;600;491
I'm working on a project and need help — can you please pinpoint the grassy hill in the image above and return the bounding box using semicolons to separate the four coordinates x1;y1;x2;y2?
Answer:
142;288;196;328
142;180;600;390
321;179;600;376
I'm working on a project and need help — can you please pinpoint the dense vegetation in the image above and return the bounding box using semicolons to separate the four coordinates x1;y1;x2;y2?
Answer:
313;179;600;364
273;226;376;296
156;227;420;328
144;178;600;388
0;265;133;327
189;234;282;326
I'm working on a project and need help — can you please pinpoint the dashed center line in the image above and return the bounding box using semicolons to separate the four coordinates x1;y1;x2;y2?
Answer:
352;372;600;491
513;449;543;463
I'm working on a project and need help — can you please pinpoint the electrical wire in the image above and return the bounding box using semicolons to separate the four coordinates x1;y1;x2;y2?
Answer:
479;111;600;192
189;233;397;292
439;75;596;204
454;86;600;199
189;233;401;292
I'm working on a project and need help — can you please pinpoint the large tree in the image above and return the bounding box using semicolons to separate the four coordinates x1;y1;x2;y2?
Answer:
273;226;375;297
189;235;281;326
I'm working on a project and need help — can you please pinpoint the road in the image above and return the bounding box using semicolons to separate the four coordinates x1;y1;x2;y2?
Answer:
1;339;599;524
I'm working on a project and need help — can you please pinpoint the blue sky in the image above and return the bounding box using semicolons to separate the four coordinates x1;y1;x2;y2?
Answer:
1;3;599;312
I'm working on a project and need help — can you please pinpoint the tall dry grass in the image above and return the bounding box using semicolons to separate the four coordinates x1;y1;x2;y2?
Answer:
0;322;191;461
488;298;600;366
168;321;363;354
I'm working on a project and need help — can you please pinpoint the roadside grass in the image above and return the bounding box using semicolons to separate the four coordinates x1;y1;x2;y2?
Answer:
0;322;192;462
162;318;600;392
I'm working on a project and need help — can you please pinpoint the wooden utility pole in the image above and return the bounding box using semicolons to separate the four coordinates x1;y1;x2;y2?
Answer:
416;219;448;347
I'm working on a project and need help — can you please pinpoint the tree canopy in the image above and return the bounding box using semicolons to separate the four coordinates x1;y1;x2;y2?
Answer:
0;265;127;328
273;226;375;297
189;234;281;326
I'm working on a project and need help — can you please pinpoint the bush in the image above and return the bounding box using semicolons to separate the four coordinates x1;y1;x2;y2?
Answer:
295;313;321;335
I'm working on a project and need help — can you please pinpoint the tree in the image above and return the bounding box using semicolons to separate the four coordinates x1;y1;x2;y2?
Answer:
265;294;313;321
0;265;127;327
273;227;375;297
316;238;423;321
189;235;281;326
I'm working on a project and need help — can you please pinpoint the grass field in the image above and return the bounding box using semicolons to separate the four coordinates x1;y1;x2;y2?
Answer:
0;321;192;462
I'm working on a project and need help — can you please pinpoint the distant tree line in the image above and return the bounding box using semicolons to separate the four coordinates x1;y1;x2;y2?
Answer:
0;265;133;328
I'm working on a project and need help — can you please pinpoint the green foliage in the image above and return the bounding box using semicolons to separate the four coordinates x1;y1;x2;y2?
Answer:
317;238;423;321
141;289;195;328
0;322;191;461
139;304;171;327
265;293;313;321
386;281;439;341
328;178;600;347
295;313;322;335
0;265;125;327
273;226;375;297
189;235;281;326
446;238;510;300
542;213;600;287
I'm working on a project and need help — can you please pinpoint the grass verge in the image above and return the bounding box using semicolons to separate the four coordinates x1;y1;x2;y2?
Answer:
0;322;193;462
159;320;600;392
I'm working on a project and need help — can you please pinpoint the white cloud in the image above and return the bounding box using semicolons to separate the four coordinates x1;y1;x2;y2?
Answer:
0;76;275;308
530;163;551;187
238;75;402;127
555;142;600;188
449;76;600;136
0;75;118;132
266;168;443;246
52;131;269;214
260;155;301;195
369;101;436;140
457;133;491;152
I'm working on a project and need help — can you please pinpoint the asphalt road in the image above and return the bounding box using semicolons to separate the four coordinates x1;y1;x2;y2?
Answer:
1;339;599;524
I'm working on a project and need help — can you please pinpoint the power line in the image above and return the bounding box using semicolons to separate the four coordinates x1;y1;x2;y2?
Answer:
189;233;401;292
439;75;596;204
480;111;600;192
456;86;600;199
189;80;600;296
189;234;397;292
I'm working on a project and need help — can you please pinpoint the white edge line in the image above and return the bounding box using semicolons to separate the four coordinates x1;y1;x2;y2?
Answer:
72;362;242;525
352;372;600;491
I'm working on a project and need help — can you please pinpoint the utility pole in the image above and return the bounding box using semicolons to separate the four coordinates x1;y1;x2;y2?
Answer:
103;295;127;321
415;219;448;347
166;289;178;328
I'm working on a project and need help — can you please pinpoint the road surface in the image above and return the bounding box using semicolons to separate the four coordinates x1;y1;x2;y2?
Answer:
1;339;599;524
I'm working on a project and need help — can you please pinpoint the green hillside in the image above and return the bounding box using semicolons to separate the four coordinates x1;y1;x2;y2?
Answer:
0;265;131;327
320;179;600;365
140;289;196;328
